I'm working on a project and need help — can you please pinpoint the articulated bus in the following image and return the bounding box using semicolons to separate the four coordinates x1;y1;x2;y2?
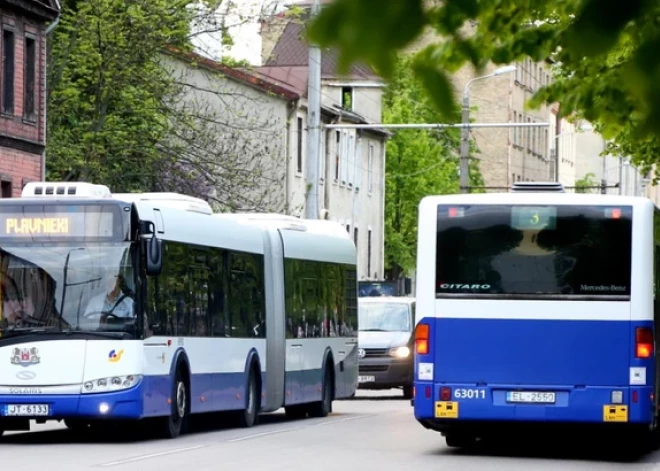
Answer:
0;182;358;439
413;182;660;450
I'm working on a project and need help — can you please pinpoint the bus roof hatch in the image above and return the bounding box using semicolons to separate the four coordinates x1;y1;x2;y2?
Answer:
509;181;566;193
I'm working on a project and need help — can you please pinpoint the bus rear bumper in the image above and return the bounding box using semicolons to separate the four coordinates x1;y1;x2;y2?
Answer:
413;382;655;429
0;385;144;428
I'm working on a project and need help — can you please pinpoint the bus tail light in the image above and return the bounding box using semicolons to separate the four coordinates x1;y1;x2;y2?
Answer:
415;323;430;355
440;387;452;401
636;327;653;358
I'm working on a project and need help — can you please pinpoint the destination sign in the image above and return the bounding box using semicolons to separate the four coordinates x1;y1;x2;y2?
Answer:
0;205;120;240
5;217;70;235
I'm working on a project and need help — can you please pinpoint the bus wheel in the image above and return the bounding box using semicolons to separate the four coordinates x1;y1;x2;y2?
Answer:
308;366;333;418
160;367;188;439
402;386;413;400
236;369;259;428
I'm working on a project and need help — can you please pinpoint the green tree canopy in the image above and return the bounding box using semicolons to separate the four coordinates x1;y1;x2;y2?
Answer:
307;0;660;175
47;0;285;211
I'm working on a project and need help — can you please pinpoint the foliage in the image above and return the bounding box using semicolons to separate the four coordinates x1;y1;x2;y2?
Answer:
47;0;192;191
574;172;598;193
306;0;660;175
383;55;484;277
47;0;286;211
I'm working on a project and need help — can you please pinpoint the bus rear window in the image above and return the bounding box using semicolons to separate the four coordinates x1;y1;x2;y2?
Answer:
435;204;632;298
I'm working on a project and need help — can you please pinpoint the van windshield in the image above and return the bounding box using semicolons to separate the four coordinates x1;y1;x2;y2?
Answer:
358;302;411;332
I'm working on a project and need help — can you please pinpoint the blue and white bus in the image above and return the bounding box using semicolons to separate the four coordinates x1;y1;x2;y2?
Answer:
413;182;660;450
0;181;358;439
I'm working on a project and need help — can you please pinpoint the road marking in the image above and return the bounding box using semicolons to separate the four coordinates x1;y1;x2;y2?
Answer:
99;445;206;467
229;427;303;442
314;414;370;426
228;414;372;442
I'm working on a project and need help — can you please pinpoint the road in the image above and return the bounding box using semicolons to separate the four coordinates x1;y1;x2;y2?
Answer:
2;390;660;470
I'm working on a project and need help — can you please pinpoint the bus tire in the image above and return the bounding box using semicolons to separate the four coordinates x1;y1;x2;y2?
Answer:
402;386;413;400
236;366;259;428
308;365;333;418
161;365;189;439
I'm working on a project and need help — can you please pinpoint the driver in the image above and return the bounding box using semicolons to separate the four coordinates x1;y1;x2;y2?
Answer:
84;273;134;321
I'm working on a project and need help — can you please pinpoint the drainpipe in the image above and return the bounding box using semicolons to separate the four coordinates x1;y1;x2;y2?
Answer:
41;0;61;182
284;100;298;215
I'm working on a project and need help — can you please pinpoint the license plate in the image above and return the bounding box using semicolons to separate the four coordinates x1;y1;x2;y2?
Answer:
506;391;556;404
4;404;50;416
358;376;375;383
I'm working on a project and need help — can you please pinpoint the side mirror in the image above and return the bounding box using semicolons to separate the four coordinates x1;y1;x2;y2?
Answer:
141;221;162;276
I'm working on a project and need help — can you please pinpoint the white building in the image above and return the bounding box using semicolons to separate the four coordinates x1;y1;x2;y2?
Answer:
162;45;388;281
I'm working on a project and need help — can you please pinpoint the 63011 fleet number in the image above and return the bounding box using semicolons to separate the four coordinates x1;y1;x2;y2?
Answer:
454;388;486;399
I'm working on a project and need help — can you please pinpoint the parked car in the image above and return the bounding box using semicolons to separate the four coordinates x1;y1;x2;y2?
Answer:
357;296;415;399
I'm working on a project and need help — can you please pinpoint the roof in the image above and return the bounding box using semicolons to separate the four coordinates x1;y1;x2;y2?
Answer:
1;0;59;20
264;21;379;81
164;46;300;102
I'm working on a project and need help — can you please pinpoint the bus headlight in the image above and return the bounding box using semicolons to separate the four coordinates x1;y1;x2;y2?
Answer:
389;346;411;358
82;374;142;394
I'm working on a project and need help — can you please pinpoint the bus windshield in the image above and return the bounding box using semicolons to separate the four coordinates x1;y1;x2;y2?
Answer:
359;302;411;332
435;204;632;298
0;243;136;335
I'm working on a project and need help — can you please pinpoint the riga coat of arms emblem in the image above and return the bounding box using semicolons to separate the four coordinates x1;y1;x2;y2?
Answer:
11;347;40;367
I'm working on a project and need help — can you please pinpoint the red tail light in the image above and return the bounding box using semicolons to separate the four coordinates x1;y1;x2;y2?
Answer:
415;323;430;355
440;387;451;401
636;327;653;358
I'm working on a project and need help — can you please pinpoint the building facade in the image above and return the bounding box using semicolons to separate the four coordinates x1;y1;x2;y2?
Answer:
0;0;58;198
256;16;388;281
165;42;388;281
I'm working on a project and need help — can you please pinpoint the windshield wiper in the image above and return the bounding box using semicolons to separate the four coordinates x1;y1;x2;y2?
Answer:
360;328;390;332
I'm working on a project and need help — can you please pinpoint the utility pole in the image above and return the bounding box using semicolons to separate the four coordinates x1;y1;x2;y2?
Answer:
459;96;470;194
304;0;321;219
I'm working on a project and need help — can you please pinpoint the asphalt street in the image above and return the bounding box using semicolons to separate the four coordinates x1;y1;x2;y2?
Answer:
2;389;660;470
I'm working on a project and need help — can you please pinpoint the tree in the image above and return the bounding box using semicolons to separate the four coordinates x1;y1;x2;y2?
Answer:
383;55;484;278
47;0;192;191
574;172;598;193
306;0;660;175
47;0;288;211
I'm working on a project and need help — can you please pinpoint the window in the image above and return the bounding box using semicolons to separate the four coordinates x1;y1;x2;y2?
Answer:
435;204;633;298
334;130;340;181
354;227;358;251
2;28;15;114
341;86;353;110
284;258;357;338
368;144;374;193
296;117;303;173
146;242;265;338
1;178;11;198
367;229;372;276
24;36;36;120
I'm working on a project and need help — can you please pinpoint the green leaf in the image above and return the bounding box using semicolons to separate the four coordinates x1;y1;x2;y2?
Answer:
306;0;427;78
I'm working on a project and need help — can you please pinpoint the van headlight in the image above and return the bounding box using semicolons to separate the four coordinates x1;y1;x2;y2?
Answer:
82;374;142;394
389;346;410;358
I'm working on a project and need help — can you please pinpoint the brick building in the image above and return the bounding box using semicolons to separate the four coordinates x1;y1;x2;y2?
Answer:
0;0;59;198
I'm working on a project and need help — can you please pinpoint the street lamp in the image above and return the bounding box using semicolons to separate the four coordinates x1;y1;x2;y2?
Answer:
459;65;517;193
